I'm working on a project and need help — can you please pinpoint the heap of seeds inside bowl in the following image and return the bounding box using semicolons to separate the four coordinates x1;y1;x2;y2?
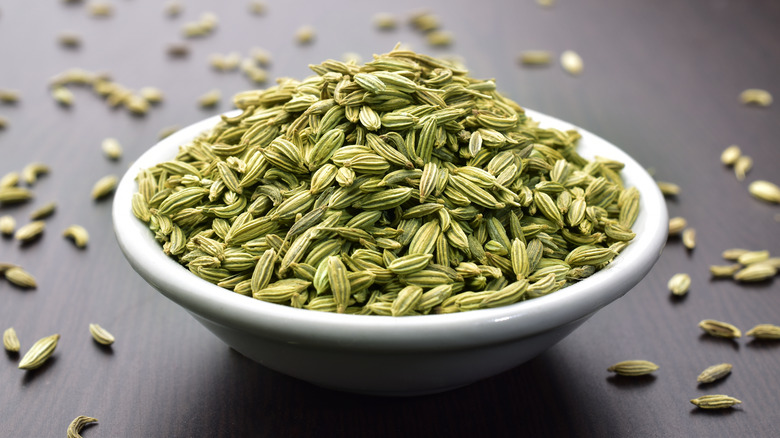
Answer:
132;47;640;316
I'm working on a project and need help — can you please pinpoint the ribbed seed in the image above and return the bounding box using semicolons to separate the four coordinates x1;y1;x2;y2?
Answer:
720;145;741;165
668;273;691;296
387;253;433;275
745;324;780;340
734;155;752;181
22;163;51;185
709;264;741;278
481;279;528;308
67;415;98;438
91;175;118;200
4;266;37;288
18;334;59;370
63;225;89;248
607;360;659;376
699;319;741;339
30;202;57;220
3;327;20;352
734;264;776;282
14;221;45;242
89;323;115;345
668;217;686;236
328;256;351;313
737;250;769;265
722;248;750;260
690;395;742;409
564;245;617;266
697;363;732;384
656;181;680;196
391;285;423;316
408;220;440;255
0;187;34;204
748;180;780;203
682;228;696;250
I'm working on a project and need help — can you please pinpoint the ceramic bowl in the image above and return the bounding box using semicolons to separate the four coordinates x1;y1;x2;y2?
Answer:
113;109;668;396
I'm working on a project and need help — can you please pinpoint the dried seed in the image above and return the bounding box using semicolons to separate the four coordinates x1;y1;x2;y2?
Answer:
18;333;59;370
4;266;37;288
682;228;696;250
656;181;680;196
198;89;221;108
709;264;741;278
248;0;267;15
168;43;190;57
748;180;780;203
690;395;742;409
0;187;33;204
0;171;20;188
373;13;398;30
722;248;750;260
409;10;440;32
89;323;115;345
140;87;164;104
668;217;687;236
91;175;118;200
607;360;659;376
720;145;741;165
0;215;16;235
737;250;769;265
30;202;57;220
58;32;81;48
392;285;423;316
22;162;50;184
63;225;89;248
3;327;20;352
427;30;454;47
327;256;350;313
67;415;98;438
739;88;772;107
387;253;433;275
0;116;7;130
745;324;780;340
101;138;123;160
88;1;113;17
295;25;315;45
14;221;45;242
52;86;74;105
0;88;20;104
560;50;583;75
697;363;732;384
668;273;691;296
519;50;552;66
699;319;741;339
734;155;752;181
164;0;182;17
733;264;776;282
249;47;272;66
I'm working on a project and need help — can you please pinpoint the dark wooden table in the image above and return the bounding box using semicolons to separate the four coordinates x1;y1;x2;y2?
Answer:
2;1;779;436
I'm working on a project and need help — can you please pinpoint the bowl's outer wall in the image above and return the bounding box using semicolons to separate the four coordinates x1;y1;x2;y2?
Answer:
113;109;668;395
190;311;594;396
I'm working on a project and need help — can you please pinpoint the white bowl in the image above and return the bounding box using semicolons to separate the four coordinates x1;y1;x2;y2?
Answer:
113;109;668;396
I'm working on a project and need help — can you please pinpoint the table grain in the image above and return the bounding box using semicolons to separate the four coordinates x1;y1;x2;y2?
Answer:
1;1;779;436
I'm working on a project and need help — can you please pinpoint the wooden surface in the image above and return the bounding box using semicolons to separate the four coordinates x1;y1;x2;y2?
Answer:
2;1;779;436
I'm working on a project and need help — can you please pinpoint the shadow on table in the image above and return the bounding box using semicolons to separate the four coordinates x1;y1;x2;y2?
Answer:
137;346;618;438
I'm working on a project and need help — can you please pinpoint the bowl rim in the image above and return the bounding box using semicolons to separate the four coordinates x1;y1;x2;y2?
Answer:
113;109;668;351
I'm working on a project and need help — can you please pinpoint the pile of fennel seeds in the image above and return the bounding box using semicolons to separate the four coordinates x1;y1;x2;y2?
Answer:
132;47;639;316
